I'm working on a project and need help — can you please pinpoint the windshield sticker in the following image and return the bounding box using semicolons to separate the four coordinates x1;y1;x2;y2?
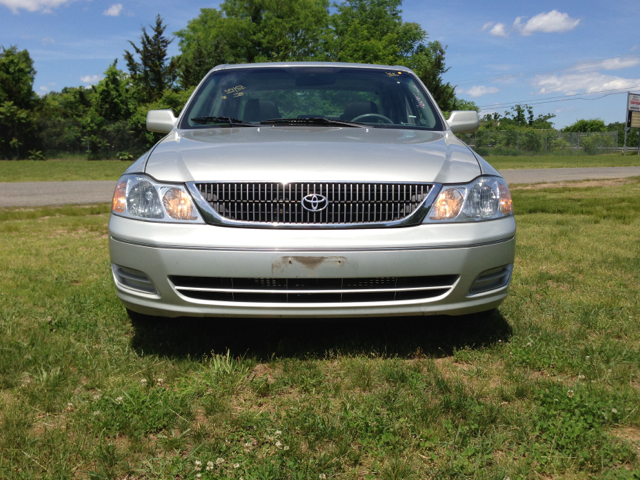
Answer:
224;85;246;98
415;94;425;108
385;72;402;77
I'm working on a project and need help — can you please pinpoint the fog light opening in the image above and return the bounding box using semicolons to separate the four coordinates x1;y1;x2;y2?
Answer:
111;264;157;295
469;264;513;295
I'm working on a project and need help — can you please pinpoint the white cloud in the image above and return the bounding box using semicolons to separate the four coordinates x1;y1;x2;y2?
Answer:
481;22;494;31
514;10;580;36
103;3;122;16
0;0;76;13
574;56;640;72
41;36;54;45
489;23;508;38
458;86;500;98
533;72;640;95
631;45;638;52
80;74;102;84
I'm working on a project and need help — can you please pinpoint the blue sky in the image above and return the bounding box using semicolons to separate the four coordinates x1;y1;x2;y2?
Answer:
1;0;639;128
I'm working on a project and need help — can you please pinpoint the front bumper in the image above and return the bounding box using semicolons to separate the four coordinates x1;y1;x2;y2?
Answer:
108;215;516;318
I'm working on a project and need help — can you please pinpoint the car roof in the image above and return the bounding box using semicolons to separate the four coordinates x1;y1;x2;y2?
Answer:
210;62;413;73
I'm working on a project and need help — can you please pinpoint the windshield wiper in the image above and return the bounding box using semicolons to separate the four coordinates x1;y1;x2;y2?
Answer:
260;117;365;128
190;116;256;127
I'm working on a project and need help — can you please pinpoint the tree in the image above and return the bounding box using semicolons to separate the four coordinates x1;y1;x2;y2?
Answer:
0;46;39;158
480;104;555;130
563;119;606;133
93;60;136;122
124;15;177;103
0;46;37;110
175;0;331;88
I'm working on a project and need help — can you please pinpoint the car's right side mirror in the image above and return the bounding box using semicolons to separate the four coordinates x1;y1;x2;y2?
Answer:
147;110;177;134
448;111;480;134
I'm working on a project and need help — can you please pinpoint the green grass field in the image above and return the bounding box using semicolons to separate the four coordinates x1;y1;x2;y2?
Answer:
1;154;640;183
1;181;639;478
488;153;640;171
0;160;134;182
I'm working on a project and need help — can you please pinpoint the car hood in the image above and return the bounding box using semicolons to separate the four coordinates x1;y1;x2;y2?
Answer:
143;127;482;184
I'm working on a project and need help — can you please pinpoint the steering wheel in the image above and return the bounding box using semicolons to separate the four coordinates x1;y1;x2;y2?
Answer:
351;113;394;124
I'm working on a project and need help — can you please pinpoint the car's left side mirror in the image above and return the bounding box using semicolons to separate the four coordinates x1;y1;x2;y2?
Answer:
147;109;177;133
448;111;480;134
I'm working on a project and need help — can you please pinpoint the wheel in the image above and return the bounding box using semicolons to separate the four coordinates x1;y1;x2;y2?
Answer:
350;113;394;124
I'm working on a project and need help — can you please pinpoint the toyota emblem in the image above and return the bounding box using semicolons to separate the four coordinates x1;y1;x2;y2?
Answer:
301;193;328;212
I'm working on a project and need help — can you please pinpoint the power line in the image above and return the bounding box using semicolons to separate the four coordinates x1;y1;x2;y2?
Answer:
477;85;640;112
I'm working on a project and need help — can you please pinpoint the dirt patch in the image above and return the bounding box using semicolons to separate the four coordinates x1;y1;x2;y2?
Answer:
250;364;276;384
511;178;633;190
611;427;640;455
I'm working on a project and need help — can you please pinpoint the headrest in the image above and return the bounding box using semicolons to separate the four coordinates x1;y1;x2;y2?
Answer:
244;99;281;122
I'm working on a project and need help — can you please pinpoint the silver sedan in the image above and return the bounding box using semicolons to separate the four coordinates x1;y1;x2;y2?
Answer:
109;62;515;319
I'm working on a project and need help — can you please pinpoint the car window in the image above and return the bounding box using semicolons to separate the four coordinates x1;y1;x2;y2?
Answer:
181;66;444;131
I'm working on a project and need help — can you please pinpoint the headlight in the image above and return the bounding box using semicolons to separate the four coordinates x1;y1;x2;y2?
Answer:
425;176;513;223
111;175;203;223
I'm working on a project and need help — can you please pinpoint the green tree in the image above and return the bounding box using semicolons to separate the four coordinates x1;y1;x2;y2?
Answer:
328;0;456;110
0;46;37;110
564;118;606;133
124;15;177;103
0;46;39;158
93;60;136;122
175;0;331;88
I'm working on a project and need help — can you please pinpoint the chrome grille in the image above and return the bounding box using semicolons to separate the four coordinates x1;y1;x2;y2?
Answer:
170;275;458;304
194;182;432;224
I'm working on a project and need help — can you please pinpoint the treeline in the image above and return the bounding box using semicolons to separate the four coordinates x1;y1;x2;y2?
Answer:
479;105;636;148
0;0;478;160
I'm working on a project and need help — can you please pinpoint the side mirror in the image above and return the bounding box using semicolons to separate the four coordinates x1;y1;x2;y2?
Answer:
147;110;177;133
448;111;480;134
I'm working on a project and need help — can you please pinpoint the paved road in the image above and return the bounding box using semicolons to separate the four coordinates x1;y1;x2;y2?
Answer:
1;166;640;207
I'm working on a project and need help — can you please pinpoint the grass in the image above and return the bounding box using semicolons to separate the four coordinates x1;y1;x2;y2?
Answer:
1;180;640;478
487;152;640;170
1;154;640;184
0;160;134;182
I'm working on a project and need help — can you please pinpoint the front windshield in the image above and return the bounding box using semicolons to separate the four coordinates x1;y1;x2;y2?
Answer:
180;66;444;130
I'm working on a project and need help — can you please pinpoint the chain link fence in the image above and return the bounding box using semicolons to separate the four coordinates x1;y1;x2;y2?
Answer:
456;130;619;156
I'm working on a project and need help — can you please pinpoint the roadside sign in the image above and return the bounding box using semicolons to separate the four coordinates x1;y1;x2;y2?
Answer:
627;92;640;128
623;92;640;155
629;93;640;112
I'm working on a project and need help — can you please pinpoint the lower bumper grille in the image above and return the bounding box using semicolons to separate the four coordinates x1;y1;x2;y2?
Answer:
169;275;458;304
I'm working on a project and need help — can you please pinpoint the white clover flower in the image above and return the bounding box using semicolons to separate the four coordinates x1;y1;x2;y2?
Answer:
216;457;224;465
66;402;74;412
275;430;282;435
275;440;282;448
115;396;123;404
612;408;618;414
234;463;240;469
140;378;147;386
585;356;590;360
319;474;327;480
526;342;532;347
567;390;574;398
207;461;214;471
156;378;164;386
93;410;100;416
93;394;101;401
284;445;290;451
196;475;201;479
578;375;585;380
195;460;202;471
